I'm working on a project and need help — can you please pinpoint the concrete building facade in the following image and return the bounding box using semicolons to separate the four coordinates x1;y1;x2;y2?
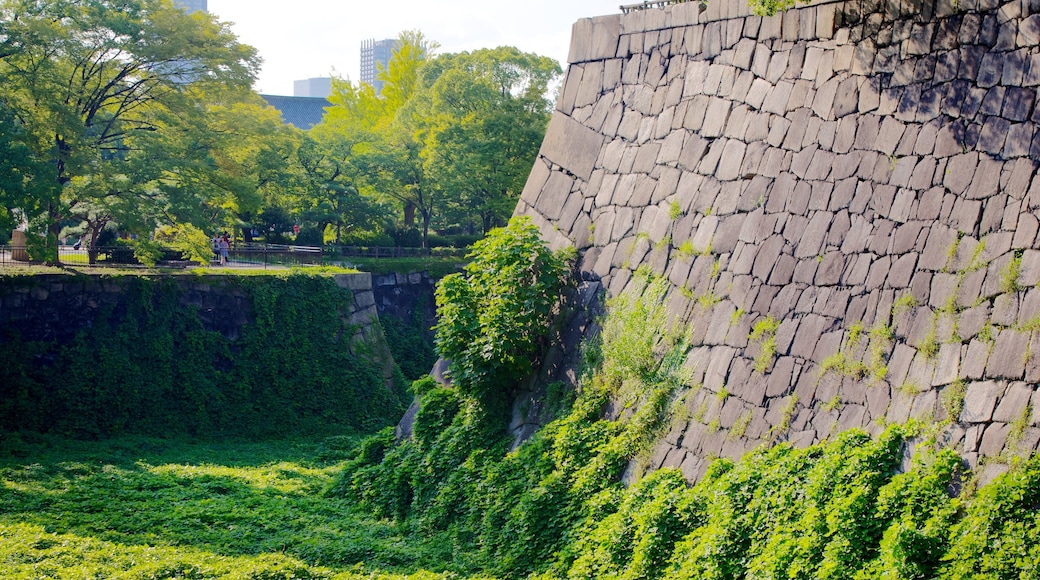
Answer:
360;38;397;94
294;77;333;99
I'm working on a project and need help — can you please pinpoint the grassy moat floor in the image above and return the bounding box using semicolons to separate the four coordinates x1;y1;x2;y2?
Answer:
0;434;472;579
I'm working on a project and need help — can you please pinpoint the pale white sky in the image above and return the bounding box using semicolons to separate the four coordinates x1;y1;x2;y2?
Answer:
208;1;619;96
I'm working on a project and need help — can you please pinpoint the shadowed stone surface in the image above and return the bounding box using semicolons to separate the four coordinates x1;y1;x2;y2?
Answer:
516;0;1040;481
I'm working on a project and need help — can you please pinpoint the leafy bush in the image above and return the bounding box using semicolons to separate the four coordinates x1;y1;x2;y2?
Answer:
338;229;397;247
293;224;325;246
427;233;481;249
154;223;213;264
941;455;1040;578
434;215;573;417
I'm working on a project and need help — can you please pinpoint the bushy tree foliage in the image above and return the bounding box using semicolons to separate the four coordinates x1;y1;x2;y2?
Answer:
0;0;258;259
320;35;560;248
434;215;573;413
417;47;560;235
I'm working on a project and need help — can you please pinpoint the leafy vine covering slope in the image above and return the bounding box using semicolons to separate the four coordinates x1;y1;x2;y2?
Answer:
0;273;406;438
339;266;1040;579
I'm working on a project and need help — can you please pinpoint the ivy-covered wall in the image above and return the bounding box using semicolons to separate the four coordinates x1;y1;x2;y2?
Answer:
372;272;439;382
0;272;407;439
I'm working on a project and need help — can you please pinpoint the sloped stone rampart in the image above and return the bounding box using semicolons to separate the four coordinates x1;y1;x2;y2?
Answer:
517;0;1040;481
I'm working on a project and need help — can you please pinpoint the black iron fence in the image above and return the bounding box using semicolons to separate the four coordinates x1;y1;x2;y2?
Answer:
620;0;693;14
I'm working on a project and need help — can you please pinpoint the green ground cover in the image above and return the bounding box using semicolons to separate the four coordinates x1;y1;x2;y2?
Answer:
0;434;475;579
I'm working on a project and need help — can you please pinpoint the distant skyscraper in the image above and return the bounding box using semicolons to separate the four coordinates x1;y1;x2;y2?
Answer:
360;38;397;94
172;0;207;13
294;77;332;99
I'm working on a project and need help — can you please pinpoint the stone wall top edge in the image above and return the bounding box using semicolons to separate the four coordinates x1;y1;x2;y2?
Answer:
573;0;920;38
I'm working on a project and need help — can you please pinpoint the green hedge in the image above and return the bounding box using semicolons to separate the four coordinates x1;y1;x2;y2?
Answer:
0;274;407;439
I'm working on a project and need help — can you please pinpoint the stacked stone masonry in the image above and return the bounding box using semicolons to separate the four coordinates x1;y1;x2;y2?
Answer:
516;0;1040;482
1;273;392;384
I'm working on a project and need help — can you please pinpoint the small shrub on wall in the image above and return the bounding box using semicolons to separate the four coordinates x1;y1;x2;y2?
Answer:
434;215;574;420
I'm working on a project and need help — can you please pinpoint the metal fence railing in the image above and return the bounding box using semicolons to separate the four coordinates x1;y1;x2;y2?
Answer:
218;243;324;268
620;0;693;13
0;244;325;269
334;246;472;259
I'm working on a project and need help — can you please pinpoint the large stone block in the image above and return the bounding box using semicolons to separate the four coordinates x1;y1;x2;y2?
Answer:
569;15;622;63
986;330;1029;379
538;111;605;182
962;380;1002;422
334;272;372;292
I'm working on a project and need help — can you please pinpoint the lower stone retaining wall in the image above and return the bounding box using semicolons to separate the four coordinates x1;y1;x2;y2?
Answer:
0;272;395;394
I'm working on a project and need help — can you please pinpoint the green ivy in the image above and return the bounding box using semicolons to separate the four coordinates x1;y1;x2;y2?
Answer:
380;294;438;381
0;273;405;439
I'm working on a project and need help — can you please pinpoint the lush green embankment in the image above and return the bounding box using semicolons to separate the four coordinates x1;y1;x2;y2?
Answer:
0;272;407;439
331;272;1040;580
2;232;1038;579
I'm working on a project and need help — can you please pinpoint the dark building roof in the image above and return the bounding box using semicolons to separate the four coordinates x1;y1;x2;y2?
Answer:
260;95;330;130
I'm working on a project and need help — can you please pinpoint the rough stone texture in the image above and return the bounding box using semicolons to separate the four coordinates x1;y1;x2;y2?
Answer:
515;0;1040;481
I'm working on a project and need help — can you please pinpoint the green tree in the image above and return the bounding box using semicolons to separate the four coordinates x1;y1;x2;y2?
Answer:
201;94;302;240
417;47;559;235
0;0;259;261
0;100;56;240
295;131;387;244
376;31;440;247
434;215;573;418
323;30;440;247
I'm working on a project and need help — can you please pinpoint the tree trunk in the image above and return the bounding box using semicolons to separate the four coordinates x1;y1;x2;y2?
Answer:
85;219;107;265
421;209;431;250
45;212;61;265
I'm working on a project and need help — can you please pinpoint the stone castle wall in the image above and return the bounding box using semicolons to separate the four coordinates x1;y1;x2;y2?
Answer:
516;0;1040;481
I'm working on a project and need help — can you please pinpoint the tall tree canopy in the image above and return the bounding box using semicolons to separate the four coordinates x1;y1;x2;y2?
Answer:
416;47;560;234
0;0;259;260
320;35;560;248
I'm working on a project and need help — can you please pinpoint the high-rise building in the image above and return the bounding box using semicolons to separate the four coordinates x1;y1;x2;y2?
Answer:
360;38;397;94
172;0;207;13
294;77;333;99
